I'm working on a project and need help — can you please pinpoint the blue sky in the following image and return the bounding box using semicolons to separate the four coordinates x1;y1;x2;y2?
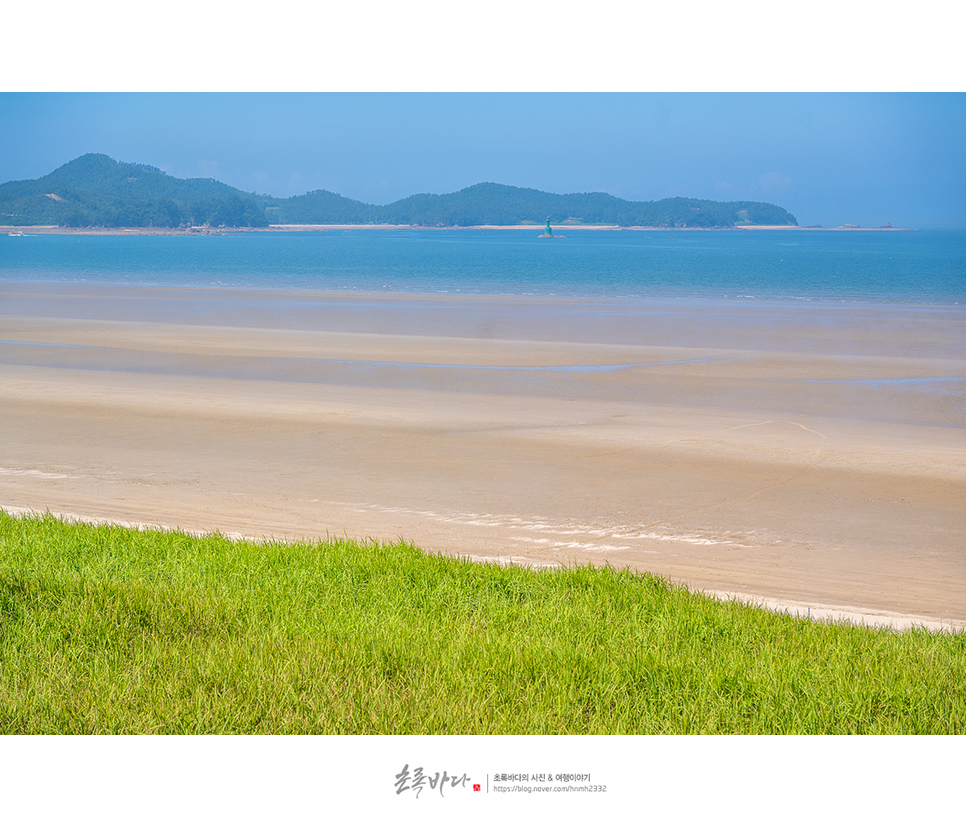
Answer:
2;92;964;229
3;0;964;232
1;92;963;228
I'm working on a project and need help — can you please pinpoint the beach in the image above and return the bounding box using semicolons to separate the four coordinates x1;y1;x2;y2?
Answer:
2;281;964;627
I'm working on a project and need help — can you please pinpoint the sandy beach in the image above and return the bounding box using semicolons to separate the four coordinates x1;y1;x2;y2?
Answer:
2;282;964;628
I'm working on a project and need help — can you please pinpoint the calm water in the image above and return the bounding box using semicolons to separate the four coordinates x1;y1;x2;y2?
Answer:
1;229;964;304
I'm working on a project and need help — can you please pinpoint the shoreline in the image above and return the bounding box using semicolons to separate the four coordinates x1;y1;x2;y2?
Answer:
1;223;918;235
2;282;963;626
3;503;961;633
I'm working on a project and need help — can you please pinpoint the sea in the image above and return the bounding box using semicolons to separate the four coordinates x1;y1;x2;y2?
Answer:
1;229;964;304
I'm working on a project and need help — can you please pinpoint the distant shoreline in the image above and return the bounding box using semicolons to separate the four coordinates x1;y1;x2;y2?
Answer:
2;223;917;235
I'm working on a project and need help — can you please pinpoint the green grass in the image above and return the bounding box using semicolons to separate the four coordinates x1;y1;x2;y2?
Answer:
1;511;963;734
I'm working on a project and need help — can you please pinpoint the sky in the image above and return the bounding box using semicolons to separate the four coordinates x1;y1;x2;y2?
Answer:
2;93;963;229
2;6;964;230
1;8;964;823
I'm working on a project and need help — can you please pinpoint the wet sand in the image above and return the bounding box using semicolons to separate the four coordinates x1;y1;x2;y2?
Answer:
2;282;965;627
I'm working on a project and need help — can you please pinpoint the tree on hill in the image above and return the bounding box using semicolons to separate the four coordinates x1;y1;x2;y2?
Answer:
0;155;798;229
0;154;269;228
261;189;374;224
357;183;797;227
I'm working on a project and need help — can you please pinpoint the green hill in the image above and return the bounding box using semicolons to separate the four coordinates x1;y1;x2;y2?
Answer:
1;155;799;229
262;189;373;225
363;182;797;227
0;154;268;228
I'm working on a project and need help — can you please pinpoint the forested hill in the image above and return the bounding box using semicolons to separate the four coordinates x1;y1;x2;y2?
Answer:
1;155;798;228
311;182;798;227
0;154;268;228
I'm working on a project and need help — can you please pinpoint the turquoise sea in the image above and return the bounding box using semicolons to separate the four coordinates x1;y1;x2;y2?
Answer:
1;229;964;304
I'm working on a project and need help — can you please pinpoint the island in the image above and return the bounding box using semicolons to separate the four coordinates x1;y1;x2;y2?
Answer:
1;153;801;231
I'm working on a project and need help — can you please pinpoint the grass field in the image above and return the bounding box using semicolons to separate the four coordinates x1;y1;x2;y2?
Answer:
1;511;963;734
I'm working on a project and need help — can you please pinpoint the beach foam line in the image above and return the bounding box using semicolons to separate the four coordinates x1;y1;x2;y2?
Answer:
3;504;962;633
0;467;78;480
456;550;966;633
703;590;966;634
0;505;255;542
325;501;757;548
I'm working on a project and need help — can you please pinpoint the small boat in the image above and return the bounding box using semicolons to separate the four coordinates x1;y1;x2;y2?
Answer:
8;231;24;237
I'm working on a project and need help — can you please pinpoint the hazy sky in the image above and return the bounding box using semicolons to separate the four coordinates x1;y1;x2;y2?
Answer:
1;92;963;229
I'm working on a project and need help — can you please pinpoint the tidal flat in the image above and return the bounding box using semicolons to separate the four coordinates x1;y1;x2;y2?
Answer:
2;282;964;626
